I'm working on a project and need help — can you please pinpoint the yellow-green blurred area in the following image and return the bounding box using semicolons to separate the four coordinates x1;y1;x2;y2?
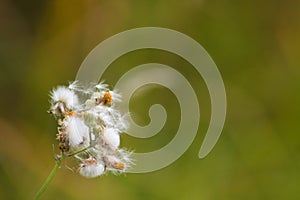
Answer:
1;0;300;199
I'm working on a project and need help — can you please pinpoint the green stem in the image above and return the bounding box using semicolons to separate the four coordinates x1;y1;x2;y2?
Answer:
67;146;90;157
34;146;90;199
34;155;65;200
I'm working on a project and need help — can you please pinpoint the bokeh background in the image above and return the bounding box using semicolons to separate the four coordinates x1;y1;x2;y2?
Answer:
1;0;299;199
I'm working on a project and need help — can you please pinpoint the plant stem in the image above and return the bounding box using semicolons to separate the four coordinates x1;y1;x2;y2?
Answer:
67;146;90;157
34;155;65;200
34;146;91;199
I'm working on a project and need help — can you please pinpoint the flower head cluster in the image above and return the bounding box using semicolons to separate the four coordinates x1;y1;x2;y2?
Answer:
49;81;132;178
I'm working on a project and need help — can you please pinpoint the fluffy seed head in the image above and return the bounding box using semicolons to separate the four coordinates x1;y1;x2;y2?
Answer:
65;116;90;151
49;80;132;178
50;86;79;115
91;106;128;132
79;157;105;178
102;128;120;150
104;155;126;171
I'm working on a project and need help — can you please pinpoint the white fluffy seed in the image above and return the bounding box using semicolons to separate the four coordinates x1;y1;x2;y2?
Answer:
66;116;90;150
103;128;120;150
79;158;105;178
51;86;79;109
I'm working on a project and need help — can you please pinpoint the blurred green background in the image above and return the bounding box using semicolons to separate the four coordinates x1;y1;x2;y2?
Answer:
1;0;300;199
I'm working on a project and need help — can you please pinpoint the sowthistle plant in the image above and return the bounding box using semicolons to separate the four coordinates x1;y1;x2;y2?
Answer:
34;81;132;199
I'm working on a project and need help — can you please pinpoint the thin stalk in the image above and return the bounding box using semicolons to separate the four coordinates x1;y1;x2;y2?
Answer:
34;155;65;200
67;146;90;157
34;146;90;199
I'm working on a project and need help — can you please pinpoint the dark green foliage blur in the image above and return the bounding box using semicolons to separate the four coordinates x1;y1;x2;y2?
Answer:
0;0;299;199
